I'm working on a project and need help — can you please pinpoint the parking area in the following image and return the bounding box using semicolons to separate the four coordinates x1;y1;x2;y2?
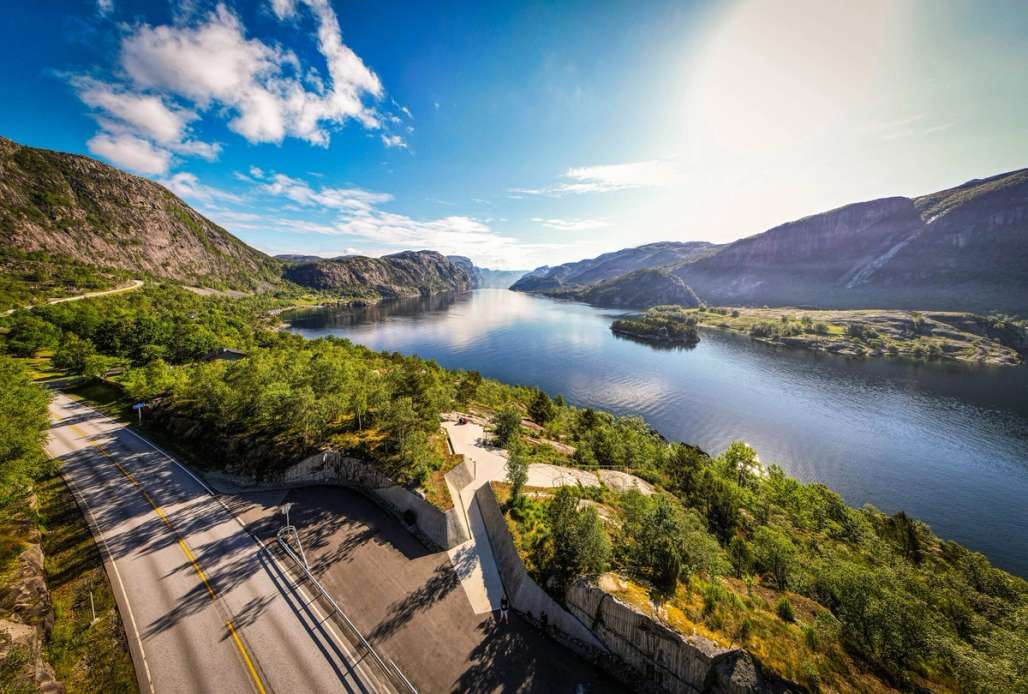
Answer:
226;486;618;693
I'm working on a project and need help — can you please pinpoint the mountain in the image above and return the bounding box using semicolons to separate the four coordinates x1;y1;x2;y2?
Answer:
676;169;1028;313
275;254;326;264
283;250;474;298
510;241;719;292
446;256;527;288
0;136;281;289
515;169;1028;315
545;268;702;309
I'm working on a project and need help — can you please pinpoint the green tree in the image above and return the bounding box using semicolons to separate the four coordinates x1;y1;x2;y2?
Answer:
528;388;556;425
753;526;797;590
454;370;482;408
546;487;610;588
4;313;59;357
505;438;529;506
0;356;49;510
52;333;97;373
493;405;521;447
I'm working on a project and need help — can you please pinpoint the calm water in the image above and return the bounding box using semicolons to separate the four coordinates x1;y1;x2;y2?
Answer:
287;289;1028;576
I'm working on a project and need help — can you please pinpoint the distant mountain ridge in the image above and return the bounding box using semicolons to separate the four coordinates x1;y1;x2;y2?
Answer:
446;256;527;288
0;136;281;290
515;170;1028;315
544;268;702;309
511;241;718;293
283;250;474;298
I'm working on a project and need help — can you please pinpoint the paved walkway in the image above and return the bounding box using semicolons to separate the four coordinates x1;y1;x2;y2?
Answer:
440;415;652;616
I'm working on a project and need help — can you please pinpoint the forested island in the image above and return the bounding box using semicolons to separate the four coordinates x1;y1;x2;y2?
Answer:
2;283;1026;692
613;305;1027;366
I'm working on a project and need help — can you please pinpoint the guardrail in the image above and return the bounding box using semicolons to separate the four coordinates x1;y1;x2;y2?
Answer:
274;532;417;694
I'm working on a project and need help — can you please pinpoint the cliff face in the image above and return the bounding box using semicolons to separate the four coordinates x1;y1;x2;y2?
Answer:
283;250;474;298
511;241;718;292
0;137;281;289
546;268;702;309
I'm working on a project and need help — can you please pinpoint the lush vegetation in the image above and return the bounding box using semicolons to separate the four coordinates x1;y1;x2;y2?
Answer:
676;306;1025;366
0;248;135;313
610;305;700;344
4;283;1026;692
0;357;136;692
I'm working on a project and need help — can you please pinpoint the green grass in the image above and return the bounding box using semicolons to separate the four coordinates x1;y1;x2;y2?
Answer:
36;471;137;693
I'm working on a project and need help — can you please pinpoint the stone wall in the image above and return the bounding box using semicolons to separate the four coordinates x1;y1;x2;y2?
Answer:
566;580;798;694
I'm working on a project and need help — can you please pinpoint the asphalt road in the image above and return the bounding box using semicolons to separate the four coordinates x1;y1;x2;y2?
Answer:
46;392;396;694
230;487;621;693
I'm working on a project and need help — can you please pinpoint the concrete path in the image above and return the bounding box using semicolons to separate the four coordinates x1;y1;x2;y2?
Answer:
440;416;653;616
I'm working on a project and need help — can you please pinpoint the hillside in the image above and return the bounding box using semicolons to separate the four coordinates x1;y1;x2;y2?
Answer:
511;241;718;292
544;268;703;309
676;168;1028;314
0;137;282;293
514;169;1028;315
283;250;474;299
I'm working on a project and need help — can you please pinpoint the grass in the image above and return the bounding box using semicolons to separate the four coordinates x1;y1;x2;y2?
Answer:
36;471;137;693
418;432;461;511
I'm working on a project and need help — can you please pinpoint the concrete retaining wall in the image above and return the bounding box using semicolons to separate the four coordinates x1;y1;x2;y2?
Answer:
473;484;606;652
218;449;469;551
566;581;797;694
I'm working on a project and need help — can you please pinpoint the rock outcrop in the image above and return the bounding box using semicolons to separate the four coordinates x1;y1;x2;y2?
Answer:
283;250;474;298
0;136;282;290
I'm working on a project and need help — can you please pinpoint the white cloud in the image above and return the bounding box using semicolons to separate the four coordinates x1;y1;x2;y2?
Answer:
120;2;382;147
86;132;172;175
160;172;242;203
260;173;393;212
531;217;611;231
97;0;113;16
381;134;407;149
512;159;678;196
74;77;220;163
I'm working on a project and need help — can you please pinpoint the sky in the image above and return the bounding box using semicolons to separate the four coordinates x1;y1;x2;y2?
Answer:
3;0;1028;270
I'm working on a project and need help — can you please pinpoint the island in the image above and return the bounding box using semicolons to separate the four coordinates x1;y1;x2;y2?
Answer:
618;305;1028;365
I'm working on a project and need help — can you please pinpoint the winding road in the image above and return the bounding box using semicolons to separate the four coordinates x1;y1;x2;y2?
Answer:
3;279;144;316
46;391;398;693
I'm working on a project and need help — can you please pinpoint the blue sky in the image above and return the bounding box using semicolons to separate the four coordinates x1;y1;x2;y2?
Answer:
3;1;1028;269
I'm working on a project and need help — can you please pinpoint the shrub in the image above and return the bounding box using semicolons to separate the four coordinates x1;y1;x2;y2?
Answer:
776;596;796;622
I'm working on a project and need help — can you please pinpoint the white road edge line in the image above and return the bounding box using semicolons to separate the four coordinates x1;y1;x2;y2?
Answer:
55;440;156;694
63;395;388;693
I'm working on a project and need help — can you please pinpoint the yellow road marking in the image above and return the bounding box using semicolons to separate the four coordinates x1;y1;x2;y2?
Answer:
67;422;267;694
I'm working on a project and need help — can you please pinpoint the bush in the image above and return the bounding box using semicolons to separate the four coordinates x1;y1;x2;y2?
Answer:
493;405;522;447
776;597;795;622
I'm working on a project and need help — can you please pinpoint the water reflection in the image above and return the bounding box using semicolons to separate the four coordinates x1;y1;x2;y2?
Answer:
288;289;1028;576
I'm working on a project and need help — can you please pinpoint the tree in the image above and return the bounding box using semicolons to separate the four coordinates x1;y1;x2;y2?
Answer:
3;314;59;357
505;438;529;506
728;536;754;578
546;487;610;589
753;526;797;590
123;359;178;401
493;405;521;447
0;356;49;510
528;388;556;425
454;370;482;408
721;441;759;488
53;333;97;373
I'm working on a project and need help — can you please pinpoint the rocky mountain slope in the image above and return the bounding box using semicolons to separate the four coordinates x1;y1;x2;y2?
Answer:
515;169;1028;315
0;136;282;290
676;168;1028;313
283;250;474;299
543;268;702;309
511;241;718;292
